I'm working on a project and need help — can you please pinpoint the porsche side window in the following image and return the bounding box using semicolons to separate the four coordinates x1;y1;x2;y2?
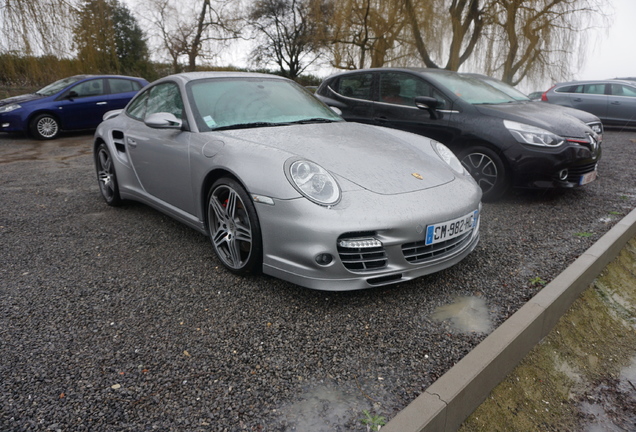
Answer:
335;74;373;100
126;90;149;120
68;79;105;98
147;83;184;119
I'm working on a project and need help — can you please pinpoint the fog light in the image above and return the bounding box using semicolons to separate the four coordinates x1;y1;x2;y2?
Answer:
558;169;568;181
338;238;382;249
1;123;9;128
315;253;333;266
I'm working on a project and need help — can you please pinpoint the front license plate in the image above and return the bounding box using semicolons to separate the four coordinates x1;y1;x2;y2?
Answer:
579;169;597;185
425;210;478;246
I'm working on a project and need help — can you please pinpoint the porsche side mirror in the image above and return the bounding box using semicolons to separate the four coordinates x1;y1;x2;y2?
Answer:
144;112;183;130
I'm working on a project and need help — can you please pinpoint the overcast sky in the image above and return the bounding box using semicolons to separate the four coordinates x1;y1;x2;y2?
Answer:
577;0;635;81
122;0;633;86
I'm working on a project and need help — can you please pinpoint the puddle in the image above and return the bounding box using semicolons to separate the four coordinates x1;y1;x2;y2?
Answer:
618;354;636;396
579;401;626;432
273;383;371;431
577;355;636;432
0;137;91;163
431;296;492;334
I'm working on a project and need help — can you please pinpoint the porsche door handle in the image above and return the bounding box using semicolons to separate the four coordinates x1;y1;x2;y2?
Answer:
96;102;108;105
127;137;138;148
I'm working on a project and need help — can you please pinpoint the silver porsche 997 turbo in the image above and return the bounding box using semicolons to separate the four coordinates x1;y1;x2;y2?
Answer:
93;72;482;290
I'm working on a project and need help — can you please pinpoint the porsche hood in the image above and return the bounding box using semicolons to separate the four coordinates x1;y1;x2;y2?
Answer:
218;122;458;195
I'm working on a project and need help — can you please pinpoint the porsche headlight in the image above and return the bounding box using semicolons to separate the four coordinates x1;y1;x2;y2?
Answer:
286;159;341;206
433;141;465;174
0;103;21;114
504;120;565;147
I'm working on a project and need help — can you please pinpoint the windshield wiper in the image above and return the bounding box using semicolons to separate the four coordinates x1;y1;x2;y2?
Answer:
287;118;339;125
212;122;289;131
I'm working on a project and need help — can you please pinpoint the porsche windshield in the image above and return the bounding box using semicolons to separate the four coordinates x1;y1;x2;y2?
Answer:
188;78;343;131
432;74;518;105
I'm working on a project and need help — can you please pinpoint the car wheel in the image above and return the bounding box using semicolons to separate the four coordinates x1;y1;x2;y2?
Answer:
207;178;262;274
30;114;60;140
95;143;122;206
459;146;509;201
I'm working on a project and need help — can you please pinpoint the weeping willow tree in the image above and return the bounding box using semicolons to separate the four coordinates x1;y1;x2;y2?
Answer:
0;0;76;84
329;0;408;70
0;0;75;55
401;0;606;85
475;0;607;86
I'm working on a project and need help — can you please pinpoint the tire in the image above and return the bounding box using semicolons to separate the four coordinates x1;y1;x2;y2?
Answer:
30;114;60;140
95;143;122;206
207;178;262;274
459;146;509;202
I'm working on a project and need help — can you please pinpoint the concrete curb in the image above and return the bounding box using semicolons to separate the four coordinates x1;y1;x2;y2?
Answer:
382;206;636;432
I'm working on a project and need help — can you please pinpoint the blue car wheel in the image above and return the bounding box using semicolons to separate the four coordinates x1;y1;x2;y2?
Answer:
30;114;60;140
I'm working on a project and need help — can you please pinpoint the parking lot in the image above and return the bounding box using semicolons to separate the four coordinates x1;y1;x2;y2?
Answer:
1;129;636;431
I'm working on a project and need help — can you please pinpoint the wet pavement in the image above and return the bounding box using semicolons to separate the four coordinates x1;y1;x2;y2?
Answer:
2;129;636;431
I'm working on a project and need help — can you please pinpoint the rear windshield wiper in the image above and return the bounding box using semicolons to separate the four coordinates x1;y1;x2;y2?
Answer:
212;122;289;131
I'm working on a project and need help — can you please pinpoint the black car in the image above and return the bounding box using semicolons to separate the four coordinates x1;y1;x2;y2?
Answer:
316;68;602;201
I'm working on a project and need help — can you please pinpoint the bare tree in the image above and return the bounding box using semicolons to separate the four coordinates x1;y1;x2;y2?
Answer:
146;0;241;73
247;0;331;79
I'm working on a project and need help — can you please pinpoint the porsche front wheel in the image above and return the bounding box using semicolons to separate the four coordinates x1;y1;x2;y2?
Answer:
207;178;262;274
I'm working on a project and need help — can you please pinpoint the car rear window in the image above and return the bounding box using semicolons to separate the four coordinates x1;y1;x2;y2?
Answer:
109;78;142;94
556;84;606;95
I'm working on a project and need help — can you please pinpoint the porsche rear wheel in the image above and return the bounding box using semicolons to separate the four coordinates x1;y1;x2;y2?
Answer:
95;143;122;206
207;178;262;274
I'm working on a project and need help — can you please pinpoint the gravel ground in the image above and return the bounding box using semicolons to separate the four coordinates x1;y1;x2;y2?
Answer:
1;129;636;431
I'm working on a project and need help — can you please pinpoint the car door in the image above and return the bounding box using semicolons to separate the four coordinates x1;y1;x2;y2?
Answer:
318;72;375;124
56;78;110;129
568;83;609;119
125;81;195;214
106;78;144;110
607;83;636;125
372;71;454;144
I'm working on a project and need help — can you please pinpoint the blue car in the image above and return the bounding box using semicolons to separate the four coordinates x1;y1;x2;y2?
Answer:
0;75;148;139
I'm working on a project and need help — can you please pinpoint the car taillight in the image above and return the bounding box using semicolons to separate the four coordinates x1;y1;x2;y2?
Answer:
541;85;555;102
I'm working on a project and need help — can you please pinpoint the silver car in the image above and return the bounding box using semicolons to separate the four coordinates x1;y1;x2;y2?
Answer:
93;72;482;291
466;73;603;136
541;79;636;127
